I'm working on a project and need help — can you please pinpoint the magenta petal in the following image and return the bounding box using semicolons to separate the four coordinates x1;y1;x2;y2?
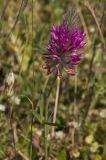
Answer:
53;54;61;61
44;10;86;76
65;69;76;75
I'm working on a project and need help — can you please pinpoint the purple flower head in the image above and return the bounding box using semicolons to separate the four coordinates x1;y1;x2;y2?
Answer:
44;9;86;77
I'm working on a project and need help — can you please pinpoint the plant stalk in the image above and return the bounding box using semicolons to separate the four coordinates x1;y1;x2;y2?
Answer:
44;101;49;160
51;77;61;136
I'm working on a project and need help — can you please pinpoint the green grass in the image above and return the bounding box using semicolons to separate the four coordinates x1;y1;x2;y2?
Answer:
0;0;106;159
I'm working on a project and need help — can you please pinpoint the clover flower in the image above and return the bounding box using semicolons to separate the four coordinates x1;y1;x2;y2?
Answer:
44;10;86;77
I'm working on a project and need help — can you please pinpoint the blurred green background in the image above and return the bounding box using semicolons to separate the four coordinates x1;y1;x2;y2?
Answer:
0;0;106;159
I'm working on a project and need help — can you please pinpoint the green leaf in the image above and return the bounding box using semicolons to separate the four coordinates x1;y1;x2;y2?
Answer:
57;149;67;160
95;154;102;160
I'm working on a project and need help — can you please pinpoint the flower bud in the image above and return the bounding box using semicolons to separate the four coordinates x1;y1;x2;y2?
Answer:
10;96;20;105
6;72;15;87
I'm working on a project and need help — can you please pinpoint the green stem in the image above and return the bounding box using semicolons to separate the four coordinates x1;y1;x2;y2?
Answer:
51;77;61;136
9;108;17;156
40;75;57;159
44;75;57;160
74;67;77;120
40;76;50;123
44;101;49;160
30;0;34;159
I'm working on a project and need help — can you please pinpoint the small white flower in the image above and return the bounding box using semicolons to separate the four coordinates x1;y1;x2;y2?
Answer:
99;109;106;118
90;142;99;153
89;26;95;33
68;121;80;129
10;96;20;105
85;134;94;144
0;104;5;111
72;149;80;158
56;131;65;139
35;128;42;137
6;72;15;86
47;134;51;141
